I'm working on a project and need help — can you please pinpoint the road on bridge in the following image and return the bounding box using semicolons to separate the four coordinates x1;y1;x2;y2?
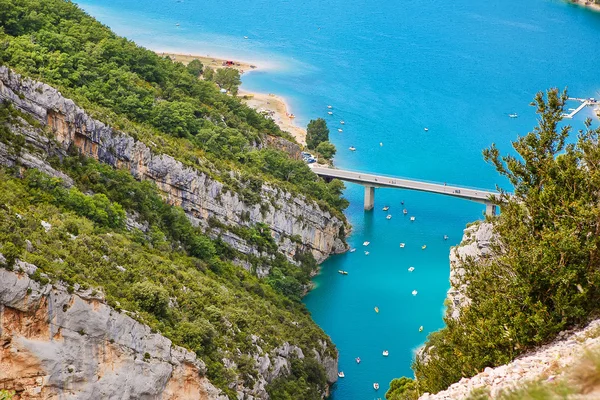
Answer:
309;165;500;206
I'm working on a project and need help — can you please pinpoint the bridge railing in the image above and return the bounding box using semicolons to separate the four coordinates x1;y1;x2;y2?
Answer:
311;166;501;194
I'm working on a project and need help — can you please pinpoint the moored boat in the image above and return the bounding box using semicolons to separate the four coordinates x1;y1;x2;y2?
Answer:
400;243;405;248
383;206;389;211
349;146;356;151
338;371;345;378
421;245;427;250
386;215;392;220
338;270;348;275
410;216;416;221
374;306;379;313
382;350;389;357
363;241;370;246
408;266;414;272
374;383;380;390
412;290;418;296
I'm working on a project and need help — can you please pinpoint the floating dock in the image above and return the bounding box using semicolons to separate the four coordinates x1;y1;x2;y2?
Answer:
563;97;598;119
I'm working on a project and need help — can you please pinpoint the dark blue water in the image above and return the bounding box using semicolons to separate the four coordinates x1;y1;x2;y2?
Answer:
76;0;600;397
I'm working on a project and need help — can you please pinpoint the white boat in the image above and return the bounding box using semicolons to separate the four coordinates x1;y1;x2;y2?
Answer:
403;209;408;215
382;350;389;357
338;270;348;275
424;127;429;132
408;266;414;272
340;120;345;125
328;111;333;115
374;383;380;390
356;357;361;364
400;243;405;248
338;128;343;132
386;215;392;220
509;113;518;118
374;306;379;313
349;146;356;151
419;326;424;332
410;216;416;221
338;371;345;378
422;245;427;250
175;23;180;26
364;251;370;256
244;36;249;39
412;290;418;296
350;248;356;253
382;206;389;211
380;142;383;146
363;241;370;246
443;235;449;240
327;105;333;109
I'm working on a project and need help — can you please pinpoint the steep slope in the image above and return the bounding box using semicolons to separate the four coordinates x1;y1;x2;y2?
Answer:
0;66;347;267
0;268;226;400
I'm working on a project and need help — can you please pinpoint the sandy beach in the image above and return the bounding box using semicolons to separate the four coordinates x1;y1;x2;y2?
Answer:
239;90;307;145
569;0;600;12
157;52;257;74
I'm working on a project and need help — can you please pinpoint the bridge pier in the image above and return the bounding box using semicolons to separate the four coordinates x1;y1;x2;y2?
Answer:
364;186;375;211
485;203;497;217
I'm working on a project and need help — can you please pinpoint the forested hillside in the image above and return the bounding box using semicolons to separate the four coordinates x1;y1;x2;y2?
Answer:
0;0;348;215
0;0;349;398
386;91;600;399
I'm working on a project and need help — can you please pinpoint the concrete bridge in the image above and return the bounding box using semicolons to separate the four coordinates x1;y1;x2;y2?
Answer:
310;165;501;216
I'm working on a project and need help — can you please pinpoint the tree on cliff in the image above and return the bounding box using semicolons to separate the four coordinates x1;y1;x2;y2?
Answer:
412;88;600;394
316;141;336;160
186;59;203;77
214;68;241;95
306;118;329;150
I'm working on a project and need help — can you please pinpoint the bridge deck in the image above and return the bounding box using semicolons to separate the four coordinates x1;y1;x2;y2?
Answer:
310;166;499;204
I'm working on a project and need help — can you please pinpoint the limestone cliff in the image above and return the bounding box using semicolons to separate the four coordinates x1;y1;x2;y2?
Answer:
0;268;227;400
0;66;347;268
445;222;496;320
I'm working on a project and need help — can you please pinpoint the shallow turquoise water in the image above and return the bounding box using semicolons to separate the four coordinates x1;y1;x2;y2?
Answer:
76;0;600;397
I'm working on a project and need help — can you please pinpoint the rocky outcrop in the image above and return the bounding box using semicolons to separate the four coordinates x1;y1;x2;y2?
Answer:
0;268;227;400
419;318;600;399
446;222;496;320
0;66;347;266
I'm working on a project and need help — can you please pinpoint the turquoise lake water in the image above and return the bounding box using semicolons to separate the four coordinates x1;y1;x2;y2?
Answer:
76;0;600;397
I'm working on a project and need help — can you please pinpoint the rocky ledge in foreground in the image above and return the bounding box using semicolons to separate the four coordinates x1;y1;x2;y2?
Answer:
419;319;600;399
0;268;226;400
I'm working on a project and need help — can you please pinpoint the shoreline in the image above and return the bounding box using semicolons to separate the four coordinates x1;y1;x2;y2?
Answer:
156;51;257;75
238;89;307;145
157;51;307;145
568;0;600;12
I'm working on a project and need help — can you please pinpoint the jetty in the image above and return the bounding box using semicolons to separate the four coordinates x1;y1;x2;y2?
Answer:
562;97;598;119
310;165;501;216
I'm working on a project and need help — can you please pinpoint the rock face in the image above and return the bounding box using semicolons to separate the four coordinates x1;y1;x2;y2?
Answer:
446;222;496;320
0;66;347;266
0;268;227;400
419;318;600;399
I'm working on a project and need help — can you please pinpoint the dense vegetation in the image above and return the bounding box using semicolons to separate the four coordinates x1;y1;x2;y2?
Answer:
389;89;600;397
0;0;348;215
0;101;333;398
0;157;331;399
